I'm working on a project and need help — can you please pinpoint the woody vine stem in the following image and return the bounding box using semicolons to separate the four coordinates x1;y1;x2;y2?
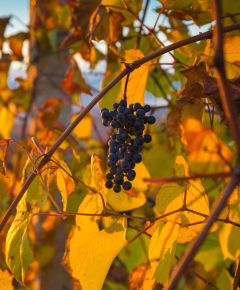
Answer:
1;16;240;290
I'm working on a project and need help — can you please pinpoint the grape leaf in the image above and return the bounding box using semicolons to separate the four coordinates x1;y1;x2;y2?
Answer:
182;118;233;173
25;175;48;209
0;105;15;139
219;210;240;260
156;155;209;243
90;154;107;197
65;217;127;290
121;49;150;105
144;222;180;287
131;162;151;192
56;160;75;212
107;188;146;212
0;269;14;290
71;112;92;139
5;199;33;284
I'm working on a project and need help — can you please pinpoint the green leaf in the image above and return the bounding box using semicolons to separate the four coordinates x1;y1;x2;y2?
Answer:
146;222;180;287
5;199;33;284
25;175;48;209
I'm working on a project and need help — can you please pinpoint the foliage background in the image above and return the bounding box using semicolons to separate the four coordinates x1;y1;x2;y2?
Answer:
0;0;240;289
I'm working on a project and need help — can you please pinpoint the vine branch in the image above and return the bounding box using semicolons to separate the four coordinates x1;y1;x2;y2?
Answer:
165;1;240;288
1;22;240;233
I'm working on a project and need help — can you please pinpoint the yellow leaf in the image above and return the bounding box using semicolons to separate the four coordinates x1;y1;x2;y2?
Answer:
0;104;15;139
144;222;180;287
71;112;92;139
0;269;14;290
56;160;75;212
156;155;209;243
76;193;104;232
66;218;127;290
121;49;150;105
131;162;151;192
107;188;146;212
181;118;232;173
6;199;33;284
90;154;107;197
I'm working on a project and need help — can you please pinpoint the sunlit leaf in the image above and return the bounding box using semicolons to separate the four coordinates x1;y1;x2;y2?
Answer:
0;104;16;139
107;188;146;212
131;162;151;192
90;154;107;196
156;155;209;243
144;222;180;287
121;49;150;105
65;217;127;290
25;175;48;209
0;269;14;290
181;118;233;173
5;198;33;284
56;160;75;212
71;112;92;139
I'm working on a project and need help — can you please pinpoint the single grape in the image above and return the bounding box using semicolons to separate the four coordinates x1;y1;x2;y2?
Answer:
133;153;142;163
143;104;151;112
144;134;152;143
123;181;132;190
105;180;113;189
147;115;156;124
113;184;121;193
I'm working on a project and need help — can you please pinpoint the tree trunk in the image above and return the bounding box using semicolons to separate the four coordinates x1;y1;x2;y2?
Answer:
29;1;72;289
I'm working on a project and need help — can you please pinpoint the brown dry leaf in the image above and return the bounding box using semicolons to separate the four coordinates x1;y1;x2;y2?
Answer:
0;139;9;175
61;61;92;96
109;12;124;43
182;118;233;173
129;263;149;290
0;59;10;90
88;5;108;42
37;98;62;129
7;32;28;60
0;17;11;51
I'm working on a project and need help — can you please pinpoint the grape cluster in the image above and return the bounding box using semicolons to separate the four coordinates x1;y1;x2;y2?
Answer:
101;100;156;193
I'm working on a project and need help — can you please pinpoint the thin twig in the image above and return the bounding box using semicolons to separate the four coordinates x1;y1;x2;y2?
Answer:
144;172;232;184
233;259;240;290
1;23;240;232
213;0;240;154
136;0;150;49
